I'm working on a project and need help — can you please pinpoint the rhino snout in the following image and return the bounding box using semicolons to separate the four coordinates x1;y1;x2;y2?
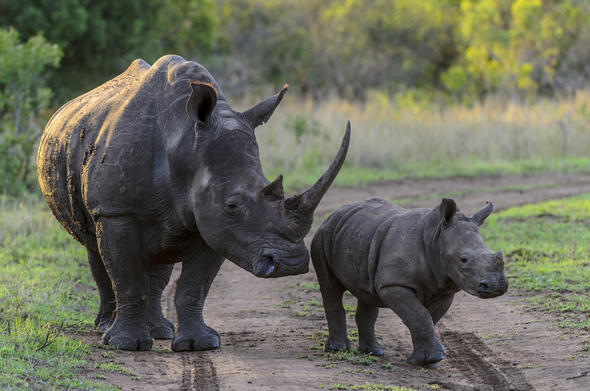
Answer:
476;276;508;298
253;249;310;278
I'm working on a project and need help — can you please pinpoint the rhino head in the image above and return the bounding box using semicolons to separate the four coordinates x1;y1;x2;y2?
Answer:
436;199;508;298
186;81;350;278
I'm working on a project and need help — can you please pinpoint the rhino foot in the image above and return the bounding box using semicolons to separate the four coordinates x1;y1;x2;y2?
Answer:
408;339;446;367
95;311;116;333
103;326;153;351
324;336;351;352
148;317;175;340
358;341;384;356
171;325;220;352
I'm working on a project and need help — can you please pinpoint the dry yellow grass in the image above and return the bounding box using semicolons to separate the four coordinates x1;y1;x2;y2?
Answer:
242;91;590;185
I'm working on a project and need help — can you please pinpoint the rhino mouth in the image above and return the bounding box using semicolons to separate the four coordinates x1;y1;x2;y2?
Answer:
253;251;310;278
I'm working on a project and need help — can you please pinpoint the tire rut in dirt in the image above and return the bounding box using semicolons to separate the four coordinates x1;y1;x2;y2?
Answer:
439;328;534;391
180;352;220;391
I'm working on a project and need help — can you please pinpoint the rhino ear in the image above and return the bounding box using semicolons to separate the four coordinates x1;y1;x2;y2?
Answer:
186;81;218;124
440;198;457;225
472;201;493;226
242;84;288;129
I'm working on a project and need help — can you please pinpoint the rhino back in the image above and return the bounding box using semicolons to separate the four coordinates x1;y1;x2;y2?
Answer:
317;198;432;301
38;55;219;246
315;199;400;300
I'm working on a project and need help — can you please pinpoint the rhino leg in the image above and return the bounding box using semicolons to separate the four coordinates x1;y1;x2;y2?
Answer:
172;244;223;352
145;264;174;339
87;248;116;332
97;218;153;351
379;286;445;367
427;294;455;325
355;301;383;356
311;241;350;351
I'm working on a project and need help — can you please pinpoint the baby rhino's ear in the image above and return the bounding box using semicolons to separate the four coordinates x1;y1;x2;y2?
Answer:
186;81;218;124
439;198;457;225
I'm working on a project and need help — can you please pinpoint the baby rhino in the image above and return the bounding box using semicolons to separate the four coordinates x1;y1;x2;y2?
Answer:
311;198;508;367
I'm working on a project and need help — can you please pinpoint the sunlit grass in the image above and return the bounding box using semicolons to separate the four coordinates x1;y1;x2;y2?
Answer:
252;91;590;188
482;194;590;332
0;196;111;390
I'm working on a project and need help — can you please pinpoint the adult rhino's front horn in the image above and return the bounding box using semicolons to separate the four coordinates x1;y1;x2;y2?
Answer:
285;121;351;218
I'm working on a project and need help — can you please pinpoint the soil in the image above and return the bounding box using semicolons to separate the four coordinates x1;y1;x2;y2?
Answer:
81;172;590;391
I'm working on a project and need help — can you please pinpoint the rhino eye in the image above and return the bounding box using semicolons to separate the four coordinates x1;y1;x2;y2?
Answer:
223;202;242;217
460;256;469;264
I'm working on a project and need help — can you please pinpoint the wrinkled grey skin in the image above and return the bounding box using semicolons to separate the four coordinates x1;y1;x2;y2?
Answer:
38;55;350;351
311;198;508;367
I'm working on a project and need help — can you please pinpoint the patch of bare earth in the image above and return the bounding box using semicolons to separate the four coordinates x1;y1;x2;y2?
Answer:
82;172;590;390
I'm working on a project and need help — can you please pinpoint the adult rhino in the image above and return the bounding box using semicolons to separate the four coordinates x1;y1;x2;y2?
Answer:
38;55;350;351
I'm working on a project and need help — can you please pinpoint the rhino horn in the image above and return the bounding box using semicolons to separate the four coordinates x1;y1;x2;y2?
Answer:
262;174;285;200
284;121;351;215
242;84;288;129
186;81;218;124
472;201;493;226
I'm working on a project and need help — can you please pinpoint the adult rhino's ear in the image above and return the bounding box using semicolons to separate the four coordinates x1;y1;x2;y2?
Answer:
472;201;493;226
242;84;288;129
186;81;218;124
440;198;457;226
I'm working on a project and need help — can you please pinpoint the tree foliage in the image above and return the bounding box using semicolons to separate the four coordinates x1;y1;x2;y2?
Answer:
0;0;217;100
214;0;590;101
0;28;62;194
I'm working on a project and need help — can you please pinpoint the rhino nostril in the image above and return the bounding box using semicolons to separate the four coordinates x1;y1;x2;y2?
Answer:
478;281;490;292
254;255;276;277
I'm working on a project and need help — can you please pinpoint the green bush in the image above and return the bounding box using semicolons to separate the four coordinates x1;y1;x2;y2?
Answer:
0;28;62;195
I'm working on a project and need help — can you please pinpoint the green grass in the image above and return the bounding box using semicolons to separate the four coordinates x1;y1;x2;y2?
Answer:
482;194;590;331
323;350;379;366
95;362;133;375
329;383;417;391
0;196;113;390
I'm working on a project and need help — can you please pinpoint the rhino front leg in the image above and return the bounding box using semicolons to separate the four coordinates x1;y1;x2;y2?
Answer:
87;248;116;332
355;301;383;355
172;244;223;352
427;294;455;325
96;218;153;351
379;286;445;367
145;264;175;339
312;240;350;352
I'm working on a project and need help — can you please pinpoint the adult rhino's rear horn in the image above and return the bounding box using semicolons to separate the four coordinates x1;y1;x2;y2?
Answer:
284;121;351;215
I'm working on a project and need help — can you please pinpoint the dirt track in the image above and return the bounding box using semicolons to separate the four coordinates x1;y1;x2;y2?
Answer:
82;172;590;391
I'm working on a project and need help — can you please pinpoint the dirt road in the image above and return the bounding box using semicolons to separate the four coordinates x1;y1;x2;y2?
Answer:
83;172;590;391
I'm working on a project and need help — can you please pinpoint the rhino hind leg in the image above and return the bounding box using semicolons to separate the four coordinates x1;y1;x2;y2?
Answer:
172;245;223;352
87;248;116;332
97;218;153;351
355;301;383;356
145;264;175;339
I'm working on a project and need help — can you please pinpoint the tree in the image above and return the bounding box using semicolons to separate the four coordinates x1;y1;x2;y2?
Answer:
0;0;218;100
0;28;62;195
442;0;590;99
